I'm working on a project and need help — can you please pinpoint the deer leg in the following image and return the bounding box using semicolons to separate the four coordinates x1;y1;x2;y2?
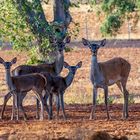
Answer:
15;93;20;121
104;86;110;120
125;89;129;118
19;103;27;121
0;92;12;119
49;93;53;120
18;93;28;120
116;82;123;92
56;94;60;119
43;92;51;119
11;93;17;120
35;93;44;121
121;81;129;119
60;93;66;120
90;87;97;120
36;99;40;119
15;92;28;121
122;87;129;119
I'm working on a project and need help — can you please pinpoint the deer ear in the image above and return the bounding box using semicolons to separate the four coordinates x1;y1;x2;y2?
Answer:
100;39;106;46
82;38;90;46
65;36;71;43
63;61;69;68
77;61;82;68
11;57;17;64
0;57;4;64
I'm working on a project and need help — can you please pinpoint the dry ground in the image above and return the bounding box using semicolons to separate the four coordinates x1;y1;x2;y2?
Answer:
0;104;140;140
0;46;139;139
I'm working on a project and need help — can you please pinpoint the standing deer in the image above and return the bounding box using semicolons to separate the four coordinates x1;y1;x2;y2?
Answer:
42;61;82;119
0;57;48;120
0;36;71;120
82;38;131;119
12;36;71;76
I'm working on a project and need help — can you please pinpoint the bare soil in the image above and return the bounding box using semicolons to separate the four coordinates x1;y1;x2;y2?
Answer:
0;104;140;140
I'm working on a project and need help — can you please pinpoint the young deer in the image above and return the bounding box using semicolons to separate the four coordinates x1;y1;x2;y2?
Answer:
42;61;82;119
82;38;131;120
1;36;71;119
0;57;48;121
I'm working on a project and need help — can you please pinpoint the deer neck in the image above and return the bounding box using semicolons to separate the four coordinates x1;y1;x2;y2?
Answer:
54;51;64;75
5;69;15;91
65;71;75;87
91;55;104;85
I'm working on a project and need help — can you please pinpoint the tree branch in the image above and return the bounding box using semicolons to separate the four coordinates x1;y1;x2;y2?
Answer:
53;0;72;41
13;0;52;38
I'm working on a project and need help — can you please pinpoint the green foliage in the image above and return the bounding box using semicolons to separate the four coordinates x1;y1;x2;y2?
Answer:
0;0;56;64
96;94;115;105
101;0;135;15
26;47;40;64
70;2;80;8
0;0;35;50
64;46;73;52
100;14;122;36
108;96;115;104
89;0;97;5
136;0;140;10
101;0;137;36
68;22;80;39
93;0;139;36
128;94;135;104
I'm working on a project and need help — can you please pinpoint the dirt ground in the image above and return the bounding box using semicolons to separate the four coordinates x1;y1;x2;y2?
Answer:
0;46;140;139
0;104;140;140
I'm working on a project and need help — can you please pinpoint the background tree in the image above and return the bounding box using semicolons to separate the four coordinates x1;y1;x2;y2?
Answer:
89;0;140;37
0;0;72;63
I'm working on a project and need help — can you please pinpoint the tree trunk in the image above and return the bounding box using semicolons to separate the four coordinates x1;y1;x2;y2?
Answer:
13;0;72;45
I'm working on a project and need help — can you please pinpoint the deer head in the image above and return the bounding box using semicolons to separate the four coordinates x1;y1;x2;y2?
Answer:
64;61;82;75
0;57;17;70
57;36;71;52
50;36;70;52
82;38;106;56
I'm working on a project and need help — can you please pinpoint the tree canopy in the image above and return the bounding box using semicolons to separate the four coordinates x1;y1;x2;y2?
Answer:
94;0;140;36
0;0;35;50
0;0;72;63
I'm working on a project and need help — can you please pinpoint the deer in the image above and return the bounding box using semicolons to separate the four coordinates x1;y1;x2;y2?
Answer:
82;38;131;120
0;57;49;121
12;36;71;76
41;61;82;120
0;36;71;120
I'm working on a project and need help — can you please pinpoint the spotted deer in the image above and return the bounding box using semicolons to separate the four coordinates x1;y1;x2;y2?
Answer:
0;57;48;120
82;38;131;119
42;61;82;119
1;36;71;119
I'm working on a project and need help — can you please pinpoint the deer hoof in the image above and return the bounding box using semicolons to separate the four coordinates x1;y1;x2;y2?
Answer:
89;115;94;120
11;116;15;121
24;117;28;121
48;116;53;120
63;117;67;121
36;115;39;120
0;116;3;120
39;116;44;121
106;118;110;121
39;118;43;121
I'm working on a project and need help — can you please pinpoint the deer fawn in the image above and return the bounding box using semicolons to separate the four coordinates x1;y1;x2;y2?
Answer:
42;61;82;119
82;38;131;120
1;36;71;120
0;57;48;121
